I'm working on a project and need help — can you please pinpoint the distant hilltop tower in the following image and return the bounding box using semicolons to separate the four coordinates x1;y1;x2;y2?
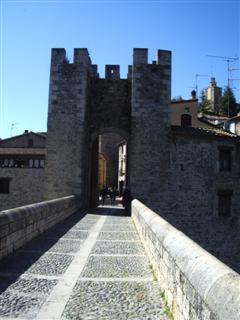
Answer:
205;77;222;113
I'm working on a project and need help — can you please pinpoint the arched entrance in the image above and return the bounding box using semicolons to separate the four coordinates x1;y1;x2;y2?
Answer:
89;131;128;207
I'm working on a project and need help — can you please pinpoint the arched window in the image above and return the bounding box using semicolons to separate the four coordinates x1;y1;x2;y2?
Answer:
181;114;192;127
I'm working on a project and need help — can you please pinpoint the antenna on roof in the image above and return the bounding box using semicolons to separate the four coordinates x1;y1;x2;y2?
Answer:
10;123;18;137
207;55;239;117
206;55;238;88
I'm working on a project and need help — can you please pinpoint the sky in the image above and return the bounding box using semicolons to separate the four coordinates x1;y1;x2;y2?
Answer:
0;0;239;139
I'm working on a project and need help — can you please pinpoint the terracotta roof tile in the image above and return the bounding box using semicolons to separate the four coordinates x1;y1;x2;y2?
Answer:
171;125;238;138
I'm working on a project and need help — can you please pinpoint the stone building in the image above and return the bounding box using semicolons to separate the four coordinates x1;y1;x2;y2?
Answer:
0;48;239;272
0;131;46;210
170;94;212;128
224;114;240;135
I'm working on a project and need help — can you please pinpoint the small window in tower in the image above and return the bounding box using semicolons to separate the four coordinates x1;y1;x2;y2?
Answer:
0;178;11;194
218;190;232;218
111;69;114;74
181;114;192;127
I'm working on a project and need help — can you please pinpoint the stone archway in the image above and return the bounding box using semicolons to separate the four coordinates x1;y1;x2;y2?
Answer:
89;130;128;208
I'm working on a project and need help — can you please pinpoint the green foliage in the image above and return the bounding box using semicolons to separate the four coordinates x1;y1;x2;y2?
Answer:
160;290;174;320
219;86;237;117
198;90;212;114
172;96;183;101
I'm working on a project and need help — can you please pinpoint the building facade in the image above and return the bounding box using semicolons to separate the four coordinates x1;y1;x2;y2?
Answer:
0;131;46;210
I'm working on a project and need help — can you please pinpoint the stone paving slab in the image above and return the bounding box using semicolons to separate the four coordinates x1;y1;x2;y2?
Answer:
91;240;145;255
21;238;83;254
70;223;96;231
81;256;153;278
80;215;101;223
26;253;73;276
0;277;58;294
62;280;166;320
101;224;136;232
44;229;89;240
104;216;133;224
98;231;139;241
0;251;73;276
0;277;58;319
0;291;45;319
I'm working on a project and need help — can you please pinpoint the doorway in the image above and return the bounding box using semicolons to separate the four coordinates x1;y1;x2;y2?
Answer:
90;132;128;207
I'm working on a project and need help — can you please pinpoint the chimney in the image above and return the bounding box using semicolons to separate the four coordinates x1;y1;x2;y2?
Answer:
191;90;197;100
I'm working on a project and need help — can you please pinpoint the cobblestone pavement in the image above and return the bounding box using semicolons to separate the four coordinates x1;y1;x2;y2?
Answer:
0;207;167;320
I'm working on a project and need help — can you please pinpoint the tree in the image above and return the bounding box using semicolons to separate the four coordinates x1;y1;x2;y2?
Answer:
172;96;183;101
219;87;237;117
198;90;212;114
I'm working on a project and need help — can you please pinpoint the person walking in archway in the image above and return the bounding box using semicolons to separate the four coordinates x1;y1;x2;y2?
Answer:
100;186;108;206
122;186;132;216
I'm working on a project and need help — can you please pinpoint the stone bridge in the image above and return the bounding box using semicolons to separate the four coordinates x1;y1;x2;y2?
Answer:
0;196;239;320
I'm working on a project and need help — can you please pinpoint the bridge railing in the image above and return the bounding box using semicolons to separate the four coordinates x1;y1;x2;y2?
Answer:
132;199;240;320
0;195;81;261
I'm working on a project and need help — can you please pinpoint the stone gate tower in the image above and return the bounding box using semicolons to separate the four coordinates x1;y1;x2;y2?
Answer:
45;48;171;210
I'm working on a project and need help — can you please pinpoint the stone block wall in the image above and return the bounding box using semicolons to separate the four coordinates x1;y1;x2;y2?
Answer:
130;49;171;212
165;131;240;272
0;168;45;211
0;195;80;261
45;49;91;205
89;78;131;138
132;199;240;320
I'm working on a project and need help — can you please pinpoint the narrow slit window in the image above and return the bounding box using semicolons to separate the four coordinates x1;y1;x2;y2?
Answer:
0;178;10;194
218;147;232;172
218;190;232;218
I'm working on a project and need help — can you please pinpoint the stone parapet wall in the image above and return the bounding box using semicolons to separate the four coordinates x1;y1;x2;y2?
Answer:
0;195;81;261
132;199;240;320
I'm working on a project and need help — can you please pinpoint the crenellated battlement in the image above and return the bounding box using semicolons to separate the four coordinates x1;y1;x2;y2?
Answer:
133;48;171;67
51;48;92;66
74;48;91;65
50;47;171;80
51;48;67;65
133;48;148;65
157;49;171;66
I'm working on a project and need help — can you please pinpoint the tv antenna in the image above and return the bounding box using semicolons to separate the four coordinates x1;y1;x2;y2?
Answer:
10;123;18;137
206;55;239;87
229;68;240;82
